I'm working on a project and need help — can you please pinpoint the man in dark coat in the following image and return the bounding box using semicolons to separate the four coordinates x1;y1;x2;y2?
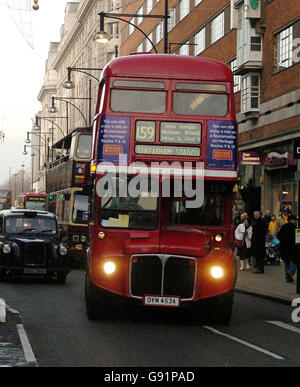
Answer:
252;210;267;273
277;214;298;282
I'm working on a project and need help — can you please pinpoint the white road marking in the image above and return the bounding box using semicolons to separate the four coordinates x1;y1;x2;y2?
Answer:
0;298;6;322
16;324;36;363
266;321;300;334
203;326;284;360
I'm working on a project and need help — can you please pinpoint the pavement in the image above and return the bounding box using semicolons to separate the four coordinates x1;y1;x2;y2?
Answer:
235;259;300;304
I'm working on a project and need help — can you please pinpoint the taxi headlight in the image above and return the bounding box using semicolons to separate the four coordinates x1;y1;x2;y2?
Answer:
103;261;116;275
81;235;87;243
211;266;224;279
59;244;68;256
2;244;11;254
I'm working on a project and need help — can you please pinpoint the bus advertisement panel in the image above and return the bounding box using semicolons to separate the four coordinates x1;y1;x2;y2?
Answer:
86;54;237;324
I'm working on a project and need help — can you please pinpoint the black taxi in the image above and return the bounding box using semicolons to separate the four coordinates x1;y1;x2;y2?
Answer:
0;209;70;283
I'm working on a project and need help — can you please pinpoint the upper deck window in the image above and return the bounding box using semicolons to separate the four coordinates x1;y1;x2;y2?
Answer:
176;83;227;92
111;89;166;114
173;92;228;116
76;134;92;159
113;80;164;89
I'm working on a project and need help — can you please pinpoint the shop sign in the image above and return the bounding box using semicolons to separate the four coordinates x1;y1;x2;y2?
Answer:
263;151;288;170
293;138;300;159
239;151;261;165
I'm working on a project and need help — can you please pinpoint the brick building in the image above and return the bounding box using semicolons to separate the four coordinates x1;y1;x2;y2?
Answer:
118;0;300;217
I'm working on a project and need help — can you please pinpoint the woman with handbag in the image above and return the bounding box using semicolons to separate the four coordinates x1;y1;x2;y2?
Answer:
235;219;253;270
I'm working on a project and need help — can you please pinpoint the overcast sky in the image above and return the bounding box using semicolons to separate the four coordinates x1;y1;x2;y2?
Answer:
0;0;69;186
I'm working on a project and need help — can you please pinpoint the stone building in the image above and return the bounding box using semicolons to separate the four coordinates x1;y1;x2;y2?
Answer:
33;0;120;192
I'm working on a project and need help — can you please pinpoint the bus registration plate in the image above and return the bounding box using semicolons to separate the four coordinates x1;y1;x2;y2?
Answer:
24;268;47;275
143;295;181;307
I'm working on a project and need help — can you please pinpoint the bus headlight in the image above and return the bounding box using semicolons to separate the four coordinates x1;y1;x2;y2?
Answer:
103;261;116;275
211;266;224;279
59;244;68;256
2;244;11;254
215;234;222;242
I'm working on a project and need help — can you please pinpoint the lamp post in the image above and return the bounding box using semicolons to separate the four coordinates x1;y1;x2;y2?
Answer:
96;7;169;54
49;96;91;128
23;145;47;193
21;164;25;193
63;67;102;126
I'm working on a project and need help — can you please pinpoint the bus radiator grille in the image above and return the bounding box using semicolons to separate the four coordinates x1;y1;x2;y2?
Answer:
130;255;195;299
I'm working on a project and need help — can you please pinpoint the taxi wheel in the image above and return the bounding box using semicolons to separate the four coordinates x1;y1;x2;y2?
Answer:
57;272;67;284
85;272;110;320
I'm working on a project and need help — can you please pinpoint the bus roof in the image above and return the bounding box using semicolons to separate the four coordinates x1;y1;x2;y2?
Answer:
102;54;233;82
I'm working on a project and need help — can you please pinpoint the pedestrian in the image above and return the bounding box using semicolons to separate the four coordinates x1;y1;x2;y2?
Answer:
252;210;267;274
277;214;298;283
263;210;272;226
235;218;252;270
268;214;278;237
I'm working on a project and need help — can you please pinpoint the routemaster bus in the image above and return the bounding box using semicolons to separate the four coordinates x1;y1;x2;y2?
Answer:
0;190;12;211
47;127;92;266
18;193;46;210
85;54;238;324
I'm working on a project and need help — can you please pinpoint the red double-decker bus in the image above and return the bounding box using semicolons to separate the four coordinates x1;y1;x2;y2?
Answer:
85;54;238;324
0;189;12;211
18;193;46;210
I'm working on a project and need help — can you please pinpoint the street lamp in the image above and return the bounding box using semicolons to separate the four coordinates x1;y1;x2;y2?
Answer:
96;8;170;54
63;66;101;90
49;96;91;127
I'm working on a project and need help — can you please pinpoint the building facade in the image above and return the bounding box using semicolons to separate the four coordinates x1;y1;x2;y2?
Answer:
119;0;300;218
34;0;121;192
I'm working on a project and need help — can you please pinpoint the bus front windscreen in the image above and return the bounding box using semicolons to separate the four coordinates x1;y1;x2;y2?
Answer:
72;193;89;224
170;195;225;226
99;177;158;230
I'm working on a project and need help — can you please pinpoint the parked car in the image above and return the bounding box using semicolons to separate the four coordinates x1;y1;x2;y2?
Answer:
0;209;70;283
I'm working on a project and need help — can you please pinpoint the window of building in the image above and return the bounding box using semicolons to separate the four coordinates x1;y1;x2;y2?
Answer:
137;6;143;25
107;22;119;39
250;36;261;51
129;17;134;35
241;73;260;112
211;12;224;44
145;0;152;14
168;7;176;32
179;0;189;21
155;21;163;43
179;42;190;56
145;32;154;52
229;58;241;93
194;0;203;6
194;27;205;55
276;25;293;70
